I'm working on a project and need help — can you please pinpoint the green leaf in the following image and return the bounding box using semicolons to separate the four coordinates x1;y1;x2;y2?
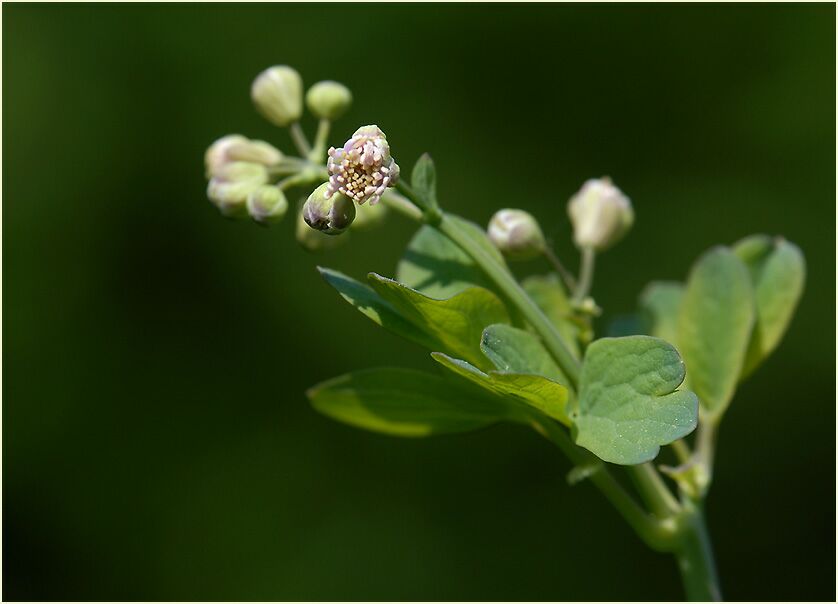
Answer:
677;247;755;415
572;336;699;465
639;281;684;343
368;273;510;370
432;352;570;425
318;267;438;351
480;323;570;385
733;235;806;379
308;368;511;437
396;214;506;300
411;153;438;209
521;273;583;357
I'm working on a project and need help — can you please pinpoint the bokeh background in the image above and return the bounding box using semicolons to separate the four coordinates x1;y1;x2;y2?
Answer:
4;3;835;601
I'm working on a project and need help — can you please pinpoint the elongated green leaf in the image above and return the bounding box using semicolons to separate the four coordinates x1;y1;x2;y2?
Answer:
572;336;698;465
522;273;583;357
396;214;506;299
677;247;754;414
432;352;570;425
411;153;438;210
480;323;570;385
368;273;509;370
639;281;684;344
308;368;511;437
318;267;438;350
733;235;806;379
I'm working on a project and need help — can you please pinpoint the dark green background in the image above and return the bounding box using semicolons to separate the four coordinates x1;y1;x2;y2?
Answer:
4;3;835;601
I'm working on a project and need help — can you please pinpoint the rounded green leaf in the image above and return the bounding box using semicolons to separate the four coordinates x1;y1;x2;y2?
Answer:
572;336;699;465
677;247;754;415
733;235;806;379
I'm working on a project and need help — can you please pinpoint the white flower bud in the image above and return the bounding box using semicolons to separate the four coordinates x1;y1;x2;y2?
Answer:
487;209;546;260
303;182;356;235
326;125;400;206
247;185;288;225
306;80;352;120
251;65;303;127
204;134;283;178
207;162;269;218
567;177;634;251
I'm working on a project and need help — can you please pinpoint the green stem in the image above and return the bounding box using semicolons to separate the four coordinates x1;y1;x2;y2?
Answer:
542;246;577;291
436;213;582;388
573;246;596;303
628;463;680;518
289;122;311;156
381;191;424;221
671;439;692;464
308;119;331;163
675;500;722;601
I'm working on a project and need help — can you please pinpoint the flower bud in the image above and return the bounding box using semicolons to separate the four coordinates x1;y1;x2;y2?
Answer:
207;162;269;218
487;209;546;260
251;65;303;127
306;81;352;120
303;182;356;235
326;125;400;206
247;185;288;225
296;205;348;252
567;177;634;251
204;134;283;178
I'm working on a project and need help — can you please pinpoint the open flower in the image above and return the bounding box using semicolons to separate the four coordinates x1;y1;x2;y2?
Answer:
326;125;400;205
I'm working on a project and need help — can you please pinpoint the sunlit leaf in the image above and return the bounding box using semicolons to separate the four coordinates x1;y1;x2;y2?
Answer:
572;336;698;465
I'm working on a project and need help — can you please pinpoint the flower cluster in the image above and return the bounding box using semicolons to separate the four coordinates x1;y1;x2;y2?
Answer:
326;126;400;206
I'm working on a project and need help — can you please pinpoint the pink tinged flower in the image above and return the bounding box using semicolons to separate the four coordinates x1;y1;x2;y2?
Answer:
326;125;400;205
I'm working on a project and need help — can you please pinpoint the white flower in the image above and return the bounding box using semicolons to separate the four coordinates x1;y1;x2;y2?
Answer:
488;209;546;260
326;125;400;205
251;66;303;127
567;178;634;251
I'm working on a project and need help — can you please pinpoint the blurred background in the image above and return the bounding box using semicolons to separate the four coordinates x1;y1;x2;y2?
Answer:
4;3;835;600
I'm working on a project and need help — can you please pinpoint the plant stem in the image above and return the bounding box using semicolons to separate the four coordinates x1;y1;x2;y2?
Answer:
629;463;681;518
675;499;722;601
289;122;312;156
381;191;424;221
671;439;693;464
543;246;577;291
308;119;331;163
573;246;596;303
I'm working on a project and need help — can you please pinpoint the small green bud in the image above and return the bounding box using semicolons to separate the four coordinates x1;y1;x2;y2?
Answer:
251;65;303;127
305;80;352;120
205;134;282;178
567;177;634;252
302;182;356;235
351;200;389;231
487;209;546;260
207;162;268;218
247;185;288;225
295;205;348;252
